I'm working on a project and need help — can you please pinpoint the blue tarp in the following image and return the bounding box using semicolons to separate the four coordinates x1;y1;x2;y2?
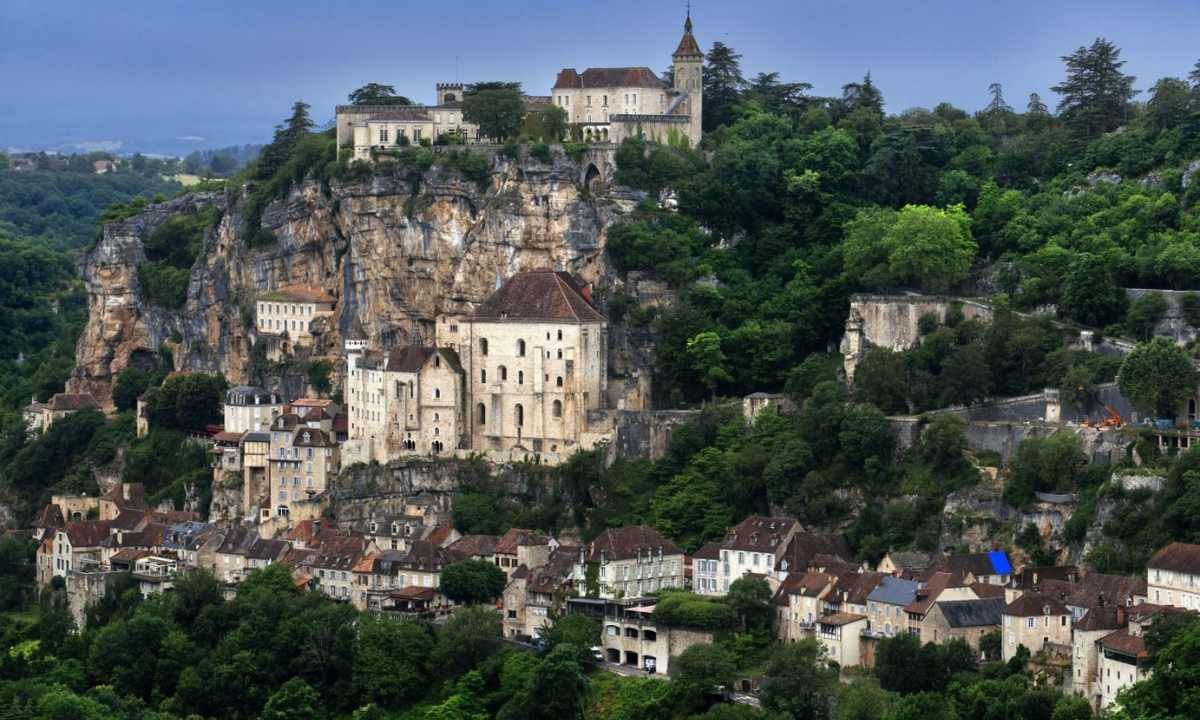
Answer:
988;550;1012;576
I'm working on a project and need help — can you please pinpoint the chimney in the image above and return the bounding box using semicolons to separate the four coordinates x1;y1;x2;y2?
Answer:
123;484;131;501
581;284;592;303
1116;605;1126;626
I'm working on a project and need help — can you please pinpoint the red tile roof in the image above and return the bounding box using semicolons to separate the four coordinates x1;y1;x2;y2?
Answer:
1148;542;1200;576
446;534;500;561
1005;592;1070;617
586;526;681;562
553;67;664;90
63;521;111;547
471;270;604;323
496;528;548;554
673;15;703;59
1099;629;1147;659
261;284;335;304
720;516;797;554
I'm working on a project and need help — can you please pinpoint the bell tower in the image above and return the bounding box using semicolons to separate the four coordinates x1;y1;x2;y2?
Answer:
671;10;704;146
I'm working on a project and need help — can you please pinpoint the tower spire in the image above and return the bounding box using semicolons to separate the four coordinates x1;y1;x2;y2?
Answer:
685;1;693;32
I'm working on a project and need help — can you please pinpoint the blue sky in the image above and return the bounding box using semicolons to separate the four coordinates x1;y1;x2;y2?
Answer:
2;0;1198;155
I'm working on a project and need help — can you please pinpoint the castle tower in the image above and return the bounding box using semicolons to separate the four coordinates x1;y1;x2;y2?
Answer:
437;83;465;106
672;11;704;147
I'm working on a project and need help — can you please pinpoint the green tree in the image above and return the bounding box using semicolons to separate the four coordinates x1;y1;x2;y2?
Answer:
463;82;525;142
670;643;736;715
703;42;745;131
759;639;837;720
430;605;502;679
439;559;507;604
1050;695;1094;720
726;575;773;634
261;677;321;720
538;105;569;142
354;616;433;710
875;633;925;694
835;682;892;720
538;613;599;656
687;331;732;399
1114;617;1200;720
884;204;977;293
1119;337;1200;417
1052;38;1138;137
112;367;165;411
348;83;412;106
1060;252;1127;327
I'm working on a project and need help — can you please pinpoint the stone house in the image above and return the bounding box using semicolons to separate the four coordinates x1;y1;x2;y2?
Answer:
773;570;837;642
577;526;685;599
502;545;580;640
31;504;66;543
351;539;445;611
27;392;100;433
343;344;465;464
816;612;869;667
574;596;713;675
1071;605;1127;707
875;550;934;576
266;413;340;523
692;542;720;595
493;528;551;579
937;551;1014;586
714;516;799;593
211;430;244;486
866;576;919;639
446;534;500;563
48;521;109;581
823;571;886;619
1002;593;1072;661
1146;541;1200;610
922;598;1006;650
773;531;855;583
903;570;980;635
162;520;213;567
223;386;284;434
255;285;335;354
241;431;271;521
99;483;146;521
312;534;374;603
353;514;427;553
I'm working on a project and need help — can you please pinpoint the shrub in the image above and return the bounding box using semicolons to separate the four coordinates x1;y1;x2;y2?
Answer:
529;142;552;163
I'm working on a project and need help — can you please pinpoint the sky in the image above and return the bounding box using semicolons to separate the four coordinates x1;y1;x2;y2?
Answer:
2;0;1198;156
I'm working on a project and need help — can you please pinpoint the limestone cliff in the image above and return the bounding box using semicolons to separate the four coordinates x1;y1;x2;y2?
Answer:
70;149;642;408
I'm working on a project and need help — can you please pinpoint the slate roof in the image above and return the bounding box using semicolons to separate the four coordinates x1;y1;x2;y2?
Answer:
102;483;146;508
552;67;664;90
391;540;446;571
528;546;581;594
720;516;797;554
225;386;279;405
313;535;371;570
773;570;836;606
386;346;435;373
970;582;1008;599
672;15;703;58
940;551;1012;578
1099;629;1147;659
586;526;681;562
49;393;100;412
867;576;919;607
216;526;257;555
775;531;853;573
1148;542;1200;575
834;571;885;606
359;108;433;122
293;427;336;447
885;550;934;572
471;270;605;323
693;542;721;560
1005;592;1070;617
446;534;500;561
1039;573;1147;609
818;612;867;627
247;538;289;561
904;571;962;616
496;528;548;554
935;597;1006;628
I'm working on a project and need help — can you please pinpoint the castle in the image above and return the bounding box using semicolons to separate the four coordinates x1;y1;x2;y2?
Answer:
334;13;704;158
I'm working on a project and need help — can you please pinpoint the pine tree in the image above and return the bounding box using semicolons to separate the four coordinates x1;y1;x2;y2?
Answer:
1051;38;1138;137
1190;59;1200;89
702;42;745;131
1027;93;1049;115
255;101;315;180
841;72;885;116
985;83;1013;114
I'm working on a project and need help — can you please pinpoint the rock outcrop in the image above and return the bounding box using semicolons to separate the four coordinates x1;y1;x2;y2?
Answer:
70;149;641;408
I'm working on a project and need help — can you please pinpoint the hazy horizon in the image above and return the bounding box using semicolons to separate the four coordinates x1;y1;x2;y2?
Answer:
2;0;1198;156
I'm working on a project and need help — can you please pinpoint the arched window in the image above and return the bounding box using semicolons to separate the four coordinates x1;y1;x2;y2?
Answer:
518;370;524;385
515;404;524;426
517;339;526;357
480;338;488;356
557;329;563;340
553;400;562;418
500;365;508;381
477;403;486;424
556;376;563;387
481;369;487;384
434;413;440;422
434;355;440;368
557;349;563;359
434;387;441;399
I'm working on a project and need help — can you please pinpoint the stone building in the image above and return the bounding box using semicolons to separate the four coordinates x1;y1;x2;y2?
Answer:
713;516;799;594
493;528;551;580
440;269;609;463
576;526;685;599
502;545;579;640
1002;593;1072;661
266;413;341;522
255;285;335;356
922;597;1006;650
552;13;704;147
1071;605;1127;706
26;392;100;433
343;344;465;465
865;576;919;639
223;385;284;434
815;613;869;667
572;596;714;675
1146;541;1200;610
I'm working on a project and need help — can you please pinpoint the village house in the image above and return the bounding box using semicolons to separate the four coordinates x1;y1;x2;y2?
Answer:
865;575;919;638
99;482;146;521
712;516;799;594
351;539;446;612
1002;592;1073;661
815;613;869;667
937;551;1014;586
25;392;100;433
241;431;271;520
223;385;284;434
493;528;552;579
692;542;720;595
311;534;374;602
922;597;1006;650
904;571;982;637
255;285;336;356
131;555;179;597
577;526;685;599
162;520;213;567
502;545;580;640
572;596;713;675
266;413;340;523
875;550;934;577
446;534;501;563
1146;541;1200;610
774;570;837;641
48;521;109;581
211;430;244;486
343;343;465;464
212;527;285;584
353;514;427;552
773;530;855;583
1071;604;1128;706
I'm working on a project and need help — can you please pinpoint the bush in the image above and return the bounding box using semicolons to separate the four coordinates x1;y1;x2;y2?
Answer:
529;142;552;163
137;263;190;309
650;591;736;631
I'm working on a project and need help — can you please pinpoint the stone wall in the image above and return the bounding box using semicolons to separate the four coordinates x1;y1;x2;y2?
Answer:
841;294;994;379
611;409;698;462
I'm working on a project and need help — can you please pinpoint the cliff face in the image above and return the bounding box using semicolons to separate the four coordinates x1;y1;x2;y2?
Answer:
70;150;639;408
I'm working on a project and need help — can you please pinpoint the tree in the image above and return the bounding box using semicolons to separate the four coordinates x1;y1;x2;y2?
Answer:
537;613;599;657
536;105;568;142
845;205;977;293
875;633;924;693
985;83;1013;114
759;639;837;720
463;82;525;142
703;42;745;131
261;677;321;720
1114;617;1200;719
439;559;507;604
747;72;812;116
1059;252;1126;327
1052;38;1138;137
348;83;412;106
500;645;588;720
670;643;736;715
1125;292;1168;340
687;331;732;399
726;575;773;634
430;605;502;679
112;367;165;412
256;100;316;180
354;616;433;710
1119;337;1200;417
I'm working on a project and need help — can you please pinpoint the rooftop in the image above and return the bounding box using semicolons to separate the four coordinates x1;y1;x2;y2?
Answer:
935;597;1006;628
1148;542;1200;576
260;284;335;305
553;66;665;90
471;270;604;324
